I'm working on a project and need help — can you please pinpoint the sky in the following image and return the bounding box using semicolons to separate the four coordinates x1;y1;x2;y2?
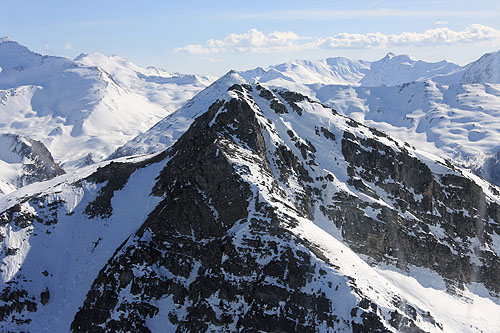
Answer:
2;0;500;76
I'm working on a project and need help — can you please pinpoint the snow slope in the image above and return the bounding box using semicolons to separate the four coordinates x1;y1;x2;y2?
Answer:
0;37;213;172
309;81;500;177
240;52;459;88
236;49;500;184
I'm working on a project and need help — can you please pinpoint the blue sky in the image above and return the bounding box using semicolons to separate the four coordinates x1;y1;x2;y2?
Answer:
2;0;500;75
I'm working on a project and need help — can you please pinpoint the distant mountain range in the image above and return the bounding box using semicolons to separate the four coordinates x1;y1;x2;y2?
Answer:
116;48;500;186
240;52;461;87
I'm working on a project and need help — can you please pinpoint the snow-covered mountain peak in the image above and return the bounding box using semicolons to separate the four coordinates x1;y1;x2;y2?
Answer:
382;51;396;60
0;38;74;90
75;52;215;85
0;37;37;61
108;70;248;159
75;52;139;71
213;69;247;86
1;79;499;331
0;36;14;44
378;52;416;63
460;49;500;84
0;40;214;172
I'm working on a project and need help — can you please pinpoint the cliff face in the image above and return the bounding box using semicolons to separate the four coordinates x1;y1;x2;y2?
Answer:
1;77;499;332
0;134;65;193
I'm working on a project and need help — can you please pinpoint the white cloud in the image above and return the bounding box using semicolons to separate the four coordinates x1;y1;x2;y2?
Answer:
64;41;72;50
174;25;500;54
434;20;448;25
385;24;500;47
44;43;49;49
202;57;222;63
173;44;215;54
315;32;389;49
175;29;306;54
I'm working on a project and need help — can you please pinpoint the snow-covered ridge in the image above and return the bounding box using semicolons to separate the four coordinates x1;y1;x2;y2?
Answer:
109;71;248;159
240;52;460;88
0;38;214;173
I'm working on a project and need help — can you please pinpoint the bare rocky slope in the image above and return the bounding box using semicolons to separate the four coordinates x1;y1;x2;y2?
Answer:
0;134;64;195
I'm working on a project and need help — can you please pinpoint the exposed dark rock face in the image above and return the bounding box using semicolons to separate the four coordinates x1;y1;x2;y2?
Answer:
0;287;37;325
335;130;500;293
278;90;309;115
0;134;65;187
71;87;404;332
